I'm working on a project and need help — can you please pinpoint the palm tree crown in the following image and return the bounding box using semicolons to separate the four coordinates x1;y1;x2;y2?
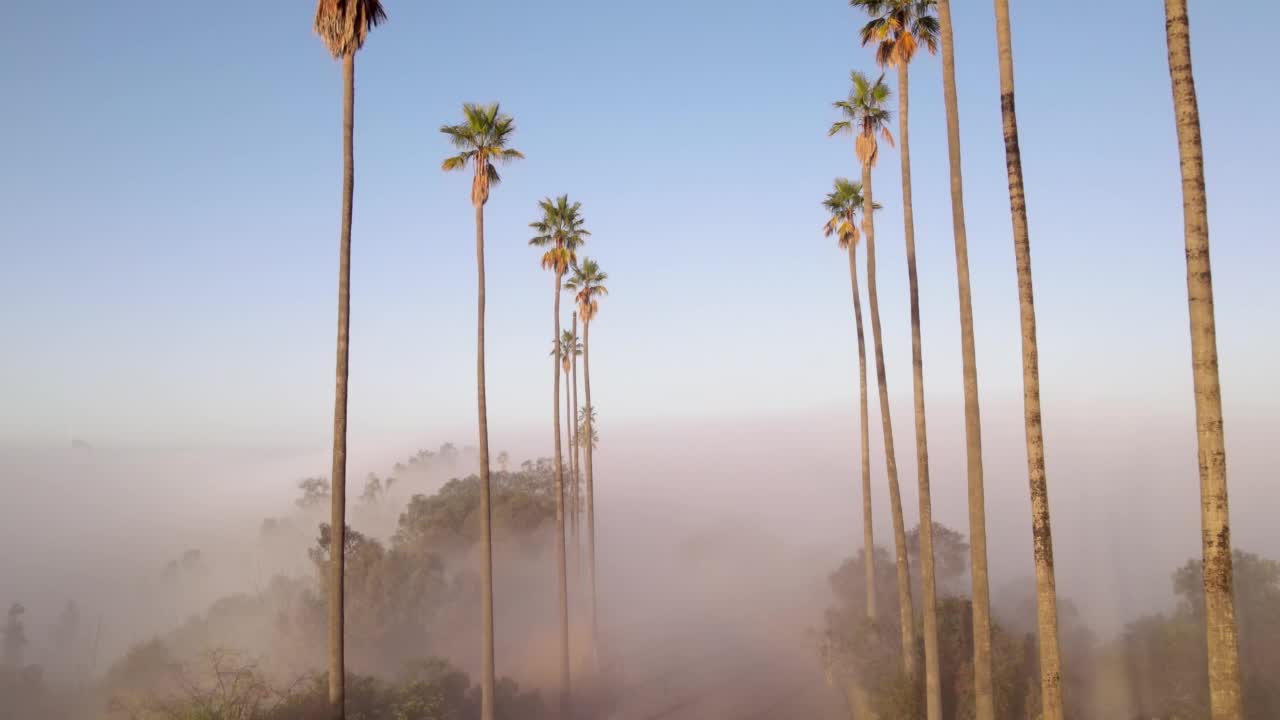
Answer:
564;258;609;323
823;178;883;250
553;330;583;374
577;406;599;450
851;0;939;68
830;72;896;167
530;195;591;275
314;0;387;58
441;103;524;207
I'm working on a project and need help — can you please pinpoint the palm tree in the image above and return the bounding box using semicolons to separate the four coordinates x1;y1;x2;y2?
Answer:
852;1;942;714
565;258;608;661
554;329;584;563
570;311;584;572
990;2;1065;718
530;195;589;714
829;72;916;677
1163;2;1244;717
313;1;385;717
934;2;994;716
823;178;879;622
440;102;524;720
576;408;598;452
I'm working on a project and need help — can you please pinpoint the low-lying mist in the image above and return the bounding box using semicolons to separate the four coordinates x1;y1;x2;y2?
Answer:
1;398;1276;718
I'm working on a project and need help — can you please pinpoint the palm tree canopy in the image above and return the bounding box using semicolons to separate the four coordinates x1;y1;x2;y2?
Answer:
576;404;599;449
823;177;884;250
552;330;583;372
530;195;591;275
564;258;609;323
314;0;387;58
441;103;524;207
829;71;895;167
851;0;939;68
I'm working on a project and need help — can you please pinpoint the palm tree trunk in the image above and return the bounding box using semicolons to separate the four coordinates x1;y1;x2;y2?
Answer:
475;202;497;720
583;320;599;664
846;232;876;622
567;367;579;582
1163;2;1244;717
327;51;355;720
992;3;1065;718
897;61;941;720
935;2;994;716
861;161;916;677
552;273;571;717
572;313;583;578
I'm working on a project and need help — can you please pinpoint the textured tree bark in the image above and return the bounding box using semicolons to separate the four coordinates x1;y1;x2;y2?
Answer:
327;51;355;720
992;2;1065;718
475;202;497;720
552;273;571;717
898;60;942;720
861;160;916;677
1163;2;1243;718
572;313;583;579
846;235;876;622
934;2;993;717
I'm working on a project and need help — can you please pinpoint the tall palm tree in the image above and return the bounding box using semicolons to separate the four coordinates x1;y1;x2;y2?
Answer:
570;311;584;572
440;102;523;720
990;2;1065;718
823;178;879;622
852;2;942;714
829;72;916;677
934;2;994;716
554;329;584;562
1163;2;1243;717
313;2;384;717
565;258;608;661
530;195;589;714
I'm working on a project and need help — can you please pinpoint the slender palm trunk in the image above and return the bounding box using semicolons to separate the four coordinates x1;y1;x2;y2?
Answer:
475;203;497;720
1163;2;1243;717
861;161;916;676
935;2;994;716
992;3;1065;718
583;320;598;663
846;232;876;621
552;274;571;717
572;313;583;577
327;52;355;720
897;61;941;719
566;366;579;585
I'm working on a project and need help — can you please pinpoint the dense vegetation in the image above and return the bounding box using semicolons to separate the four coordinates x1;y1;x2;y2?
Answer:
821;524;1280;719
0;452;618;720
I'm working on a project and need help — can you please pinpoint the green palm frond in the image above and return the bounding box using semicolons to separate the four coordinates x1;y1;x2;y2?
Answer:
822;177;881;250
565;258;609;323
439;102;523;207
830;72;895;167
530;195;590;274
314;0;387;58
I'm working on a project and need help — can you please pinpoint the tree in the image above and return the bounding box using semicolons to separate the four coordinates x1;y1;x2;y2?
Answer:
851;1;942;714
988;1;1065;718
554;329;584;568
570;312;584;573
1162;2;1244;718
2;604;26;668
497;451;510;473
830;70;916;679
441;101;524;720
933;1;994;715
530;195;589;714
823;177;880;622
564;258;608;661
312;1;385;716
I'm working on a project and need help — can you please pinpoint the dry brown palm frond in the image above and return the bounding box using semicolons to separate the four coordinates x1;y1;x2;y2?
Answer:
314;0;387;58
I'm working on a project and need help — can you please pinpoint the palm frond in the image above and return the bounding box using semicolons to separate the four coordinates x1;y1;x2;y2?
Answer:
314;0;387;58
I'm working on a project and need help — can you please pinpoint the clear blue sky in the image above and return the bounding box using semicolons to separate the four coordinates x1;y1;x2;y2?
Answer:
2;0;1276;450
